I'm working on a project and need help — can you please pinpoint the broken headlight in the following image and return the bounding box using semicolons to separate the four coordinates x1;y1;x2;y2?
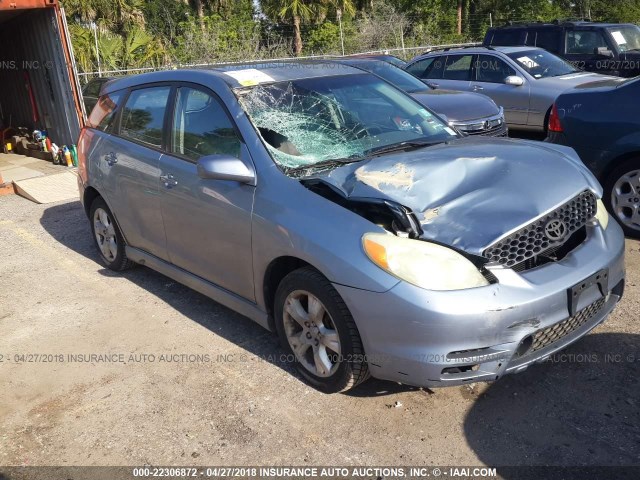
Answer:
362;233;489;291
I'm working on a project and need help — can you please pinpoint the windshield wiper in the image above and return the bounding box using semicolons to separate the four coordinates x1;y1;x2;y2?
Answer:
284;157;363;176
363;139;445;158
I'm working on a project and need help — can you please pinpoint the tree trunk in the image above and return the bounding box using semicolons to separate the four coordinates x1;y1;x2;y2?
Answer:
293;15;303;56
194;0;204;30
457;0;462;36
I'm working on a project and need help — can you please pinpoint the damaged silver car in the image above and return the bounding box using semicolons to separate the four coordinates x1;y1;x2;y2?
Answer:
78;62;625;393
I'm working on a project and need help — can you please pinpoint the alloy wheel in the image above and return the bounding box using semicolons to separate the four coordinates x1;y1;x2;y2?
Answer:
93;207;118;262
611;169;640;233
282;290;341;378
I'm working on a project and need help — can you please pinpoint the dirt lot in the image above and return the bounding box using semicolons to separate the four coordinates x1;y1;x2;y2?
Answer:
1;194;639;471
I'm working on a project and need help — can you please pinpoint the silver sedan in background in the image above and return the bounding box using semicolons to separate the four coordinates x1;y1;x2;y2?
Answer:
405;46;617;132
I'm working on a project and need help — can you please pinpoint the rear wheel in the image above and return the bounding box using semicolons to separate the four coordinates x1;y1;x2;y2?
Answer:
603;158;640;238
89;197;135;270
274;267;369;393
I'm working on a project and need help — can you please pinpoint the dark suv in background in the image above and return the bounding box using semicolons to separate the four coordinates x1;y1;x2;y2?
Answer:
484;21;640;77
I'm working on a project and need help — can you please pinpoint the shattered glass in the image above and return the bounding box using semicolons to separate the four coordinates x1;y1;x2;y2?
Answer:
238;73;456;170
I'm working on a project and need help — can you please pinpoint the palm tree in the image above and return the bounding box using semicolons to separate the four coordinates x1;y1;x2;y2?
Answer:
262;0;316;55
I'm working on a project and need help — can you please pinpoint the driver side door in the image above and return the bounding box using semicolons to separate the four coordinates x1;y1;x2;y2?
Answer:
158;84;256;301
471;54;530;126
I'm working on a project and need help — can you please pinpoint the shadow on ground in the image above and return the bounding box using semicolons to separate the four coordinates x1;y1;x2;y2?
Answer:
40;200;417;397
464;332;640;476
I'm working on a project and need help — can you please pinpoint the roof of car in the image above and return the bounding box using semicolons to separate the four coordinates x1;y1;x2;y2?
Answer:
101;61;364;94
410;45;542;62
488;21;638;29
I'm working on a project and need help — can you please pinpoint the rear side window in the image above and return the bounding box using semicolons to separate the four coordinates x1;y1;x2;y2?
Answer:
87;90;124;132
535;29;561;53
443;55;473;81
171;87;241;161
120;86;171;148
406;58;436;78
490;30;525;46
566;30;608;54
83;79;102;97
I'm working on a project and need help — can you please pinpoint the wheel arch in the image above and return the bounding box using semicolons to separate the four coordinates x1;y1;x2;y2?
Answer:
598;150;640;185
83;186;101;218
262;256;321;331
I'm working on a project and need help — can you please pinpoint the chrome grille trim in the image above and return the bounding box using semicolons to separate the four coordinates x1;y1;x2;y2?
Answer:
483;190;597;269
531;297;606;352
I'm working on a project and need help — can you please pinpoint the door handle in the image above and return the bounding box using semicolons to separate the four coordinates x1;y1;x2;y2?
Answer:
472;85;484;91
160;173;178;188
105;152;118;166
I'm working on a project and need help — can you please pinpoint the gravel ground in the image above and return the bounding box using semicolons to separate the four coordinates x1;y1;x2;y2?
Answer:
0;194;638;471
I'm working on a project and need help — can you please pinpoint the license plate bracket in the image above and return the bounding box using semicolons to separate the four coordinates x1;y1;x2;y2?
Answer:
567;269;608;317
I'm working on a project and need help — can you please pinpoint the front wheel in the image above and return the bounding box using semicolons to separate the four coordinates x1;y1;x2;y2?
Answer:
603;159;640;238
274;267;369;393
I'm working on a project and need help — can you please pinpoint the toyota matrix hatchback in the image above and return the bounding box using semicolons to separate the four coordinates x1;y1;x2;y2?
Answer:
78;62;625;393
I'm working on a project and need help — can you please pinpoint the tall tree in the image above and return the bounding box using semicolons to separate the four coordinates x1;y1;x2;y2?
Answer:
262;0;315;55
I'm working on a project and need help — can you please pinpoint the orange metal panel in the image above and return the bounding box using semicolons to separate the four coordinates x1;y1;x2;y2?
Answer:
0;0;57;12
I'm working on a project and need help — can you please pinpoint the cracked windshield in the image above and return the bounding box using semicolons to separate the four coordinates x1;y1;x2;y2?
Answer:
237;73;457;170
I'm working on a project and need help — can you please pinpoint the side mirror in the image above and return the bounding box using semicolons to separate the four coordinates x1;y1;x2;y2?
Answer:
197;154;255;185
423;80;439;89
595;47;614;58
504;75;524;86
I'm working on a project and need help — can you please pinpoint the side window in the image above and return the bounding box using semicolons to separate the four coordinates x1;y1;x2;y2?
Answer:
443;55;473;81
406;58;435;78
535;29;561;53
87;90;124;132
491;30;524;46
566;30;608;54
83;80;102;97
475;55;516;83
171;87;241;161
524;31;537;47
120;86;171;148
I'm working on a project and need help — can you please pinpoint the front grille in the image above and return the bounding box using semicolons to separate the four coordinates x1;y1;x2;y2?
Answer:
531;297;606;352
483;191;597;269
466;122;507;137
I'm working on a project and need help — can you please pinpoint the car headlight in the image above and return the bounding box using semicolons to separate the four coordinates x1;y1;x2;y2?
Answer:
362;233;490;291
595;199;609;230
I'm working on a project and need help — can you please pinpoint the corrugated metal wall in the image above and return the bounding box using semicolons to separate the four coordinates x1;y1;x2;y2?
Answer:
0;8;81;146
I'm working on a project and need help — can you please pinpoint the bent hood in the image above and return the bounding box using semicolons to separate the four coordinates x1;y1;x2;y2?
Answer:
308;137;601;254
411;90;500;122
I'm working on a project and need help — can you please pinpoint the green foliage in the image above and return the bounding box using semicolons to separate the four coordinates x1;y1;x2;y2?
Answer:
64;0;640;76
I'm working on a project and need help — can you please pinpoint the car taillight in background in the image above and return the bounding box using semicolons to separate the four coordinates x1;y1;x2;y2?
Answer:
548;103;563;133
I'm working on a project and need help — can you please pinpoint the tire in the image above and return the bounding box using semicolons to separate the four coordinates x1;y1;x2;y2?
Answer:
89;197;135;270
274;267;369;393
603;158;640;238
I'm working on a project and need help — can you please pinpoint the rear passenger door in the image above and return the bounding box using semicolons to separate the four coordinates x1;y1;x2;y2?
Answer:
158;84;256;301
98;84;172;261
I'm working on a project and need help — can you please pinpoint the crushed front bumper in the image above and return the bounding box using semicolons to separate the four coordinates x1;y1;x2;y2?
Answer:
335;221;625;388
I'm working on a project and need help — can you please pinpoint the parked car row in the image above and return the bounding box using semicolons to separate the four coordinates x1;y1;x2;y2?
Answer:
78;59;625;393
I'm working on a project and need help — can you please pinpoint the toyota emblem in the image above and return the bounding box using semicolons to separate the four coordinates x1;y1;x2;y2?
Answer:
544;219;568;242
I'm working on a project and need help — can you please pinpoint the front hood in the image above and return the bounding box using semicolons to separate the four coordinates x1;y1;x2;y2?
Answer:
308;137;601;254
411;90;499;122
